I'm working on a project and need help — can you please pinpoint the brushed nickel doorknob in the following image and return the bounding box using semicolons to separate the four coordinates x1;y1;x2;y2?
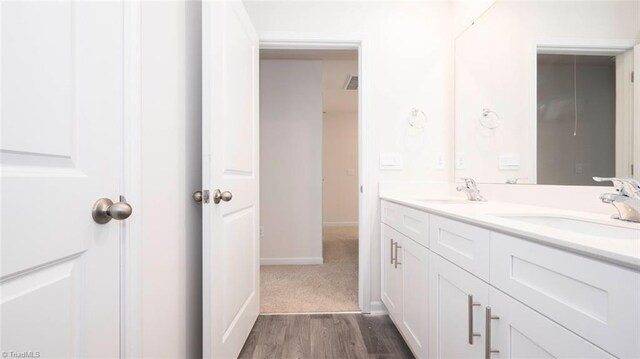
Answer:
193;190;203;203
213;189;232;204
92;196;133;224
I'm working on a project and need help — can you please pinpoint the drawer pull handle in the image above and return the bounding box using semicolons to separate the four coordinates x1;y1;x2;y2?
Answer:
394;243;402;268
485;306;500;359
468;295;481;344
390;238;395;264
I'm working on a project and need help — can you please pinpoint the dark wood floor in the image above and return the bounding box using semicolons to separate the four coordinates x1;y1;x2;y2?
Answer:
238;314;415;359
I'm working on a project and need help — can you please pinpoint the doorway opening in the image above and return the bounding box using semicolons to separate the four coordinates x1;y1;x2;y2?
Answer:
259;49;360;313
535;45;636;184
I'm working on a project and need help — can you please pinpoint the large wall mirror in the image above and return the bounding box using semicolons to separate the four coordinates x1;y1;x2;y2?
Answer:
455;1;639;186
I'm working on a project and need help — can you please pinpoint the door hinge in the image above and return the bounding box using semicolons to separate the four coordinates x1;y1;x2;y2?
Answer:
632;164;635;176
203;190;210;204
360;185;363;193
632;71;635;83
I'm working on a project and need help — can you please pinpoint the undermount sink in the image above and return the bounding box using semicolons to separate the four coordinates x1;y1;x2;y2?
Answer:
496;214;640;240
416;199;479;204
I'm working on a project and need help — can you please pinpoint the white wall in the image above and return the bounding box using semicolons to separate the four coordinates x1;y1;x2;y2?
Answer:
322;59;359;225
452;0;496;36
323;111;359;225
139;2;201;357
455;1;639;184
260;59;324;265
245;1;455;309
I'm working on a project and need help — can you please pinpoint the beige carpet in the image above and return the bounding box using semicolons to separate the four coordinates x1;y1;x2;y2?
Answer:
260;226;359;313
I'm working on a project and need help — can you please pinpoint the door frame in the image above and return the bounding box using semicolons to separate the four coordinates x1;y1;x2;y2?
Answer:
259;32;371;313
122;1;143;357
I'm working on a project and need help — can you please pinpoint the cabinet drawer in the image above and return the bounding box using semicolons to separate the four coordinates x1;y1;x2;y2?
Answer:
429;215;490;281
491;233;640;358
489;287;614;359
381;200;429;248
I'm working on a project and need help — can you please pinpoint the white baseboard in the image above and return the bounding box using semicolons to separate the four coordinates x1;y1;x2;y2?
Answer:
260;257;323;265
368;301;388;315
323;221;358;227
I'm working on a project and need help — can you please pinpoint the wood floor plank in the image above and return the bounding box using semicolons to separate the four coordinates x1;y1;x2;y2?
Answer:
309;315;342;359
251;315;289;359
333;314;369;359
238;314;413;359
280;315;311;359
356;314;393;355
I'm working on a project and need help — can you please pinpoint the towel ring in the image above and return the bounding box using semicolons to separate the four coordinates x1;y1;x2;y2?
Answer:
409;108;427;129
479;108;500;130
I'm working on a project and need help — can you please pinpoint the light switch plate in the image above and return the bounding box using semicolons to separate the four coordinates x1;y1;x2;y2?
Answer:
498;153;520;170
380;153;403;170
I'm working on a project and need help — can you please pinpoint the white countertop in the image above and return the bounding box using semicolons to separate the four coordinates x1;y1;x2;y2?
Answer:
380;195;640;271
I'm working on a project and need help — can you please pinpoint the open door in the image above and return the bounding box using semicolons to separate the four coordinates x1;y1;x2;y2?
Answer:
202;2;260;358
634;44;639;180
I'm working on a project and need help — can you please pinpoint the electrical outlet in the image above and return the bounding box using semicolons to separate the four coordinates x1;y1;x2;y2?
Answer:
455;153;466;170
260;226;264;239
435;152;445;170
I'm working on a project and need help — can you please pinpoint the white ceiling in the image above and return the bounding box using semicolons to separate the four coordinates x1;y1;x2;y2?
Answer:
260;49;358;114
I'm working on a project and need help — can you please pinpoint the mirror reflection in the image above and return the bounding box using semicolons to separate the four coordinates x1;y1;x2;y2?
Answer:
455;1;639;186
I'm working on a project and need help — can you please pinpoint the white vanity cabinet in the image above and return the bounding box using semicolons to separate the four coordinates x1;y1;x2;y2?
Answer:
380;199;640;359
428;253;488;359
488;287;615;359
381;223;429;358
399;236;429;357
381;224;404;321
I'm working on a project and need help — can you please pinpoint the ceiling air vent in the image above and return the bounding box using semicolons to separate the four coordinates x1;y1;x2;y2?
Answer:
343;75;358;90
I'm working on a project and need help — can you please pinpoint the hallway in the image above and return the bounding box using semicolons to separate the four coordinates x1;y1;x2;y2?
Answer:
260;226;359;313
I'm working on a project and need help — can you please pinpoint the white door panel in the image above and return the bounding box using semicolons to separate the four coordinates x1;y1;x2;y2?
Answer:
202;2;260;358
1;1;123;358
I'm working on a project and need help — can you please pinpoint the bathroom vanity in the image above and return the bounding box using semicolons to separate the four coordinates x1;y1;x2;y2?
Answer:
379;197;640;359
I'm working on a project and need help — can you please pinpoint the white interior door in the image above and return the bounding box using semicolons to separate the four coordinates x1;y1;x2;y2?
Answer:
1;1;124;357
634;44;639;180
202;2;260;358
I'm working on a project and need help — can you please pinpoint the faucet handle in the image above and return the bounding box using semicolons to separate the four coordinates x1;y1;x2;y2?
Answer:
593;177;640;198
459;178;478;188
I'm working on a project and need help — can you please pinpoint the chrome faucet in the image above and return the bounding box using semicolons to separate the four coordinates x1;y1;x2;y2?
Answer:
593;177;640;223
506;177;527;184
456;178;487;202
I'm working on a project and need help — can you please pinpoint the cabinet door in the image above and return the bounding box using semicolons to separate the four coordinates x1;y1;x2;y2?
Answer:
488;288;615;359
429;252;489;359
381;224;403;321
399;237;429;358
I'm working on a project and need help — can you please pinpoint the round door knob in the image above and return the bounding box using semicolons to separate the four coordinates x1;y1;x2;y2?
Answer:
193;190;203;203
92;197;133;224
213;189;232;204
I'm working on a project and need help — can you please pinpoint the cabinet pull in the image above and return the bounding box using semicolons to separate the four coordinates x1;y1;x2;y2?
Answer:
394;243;402;268
468;295;481;344
390;238;395;264
485;306;500;359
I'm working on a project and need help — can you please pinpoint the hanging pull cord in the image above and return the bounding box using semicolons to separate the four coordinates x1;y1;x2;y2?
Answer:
573;55;578;137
